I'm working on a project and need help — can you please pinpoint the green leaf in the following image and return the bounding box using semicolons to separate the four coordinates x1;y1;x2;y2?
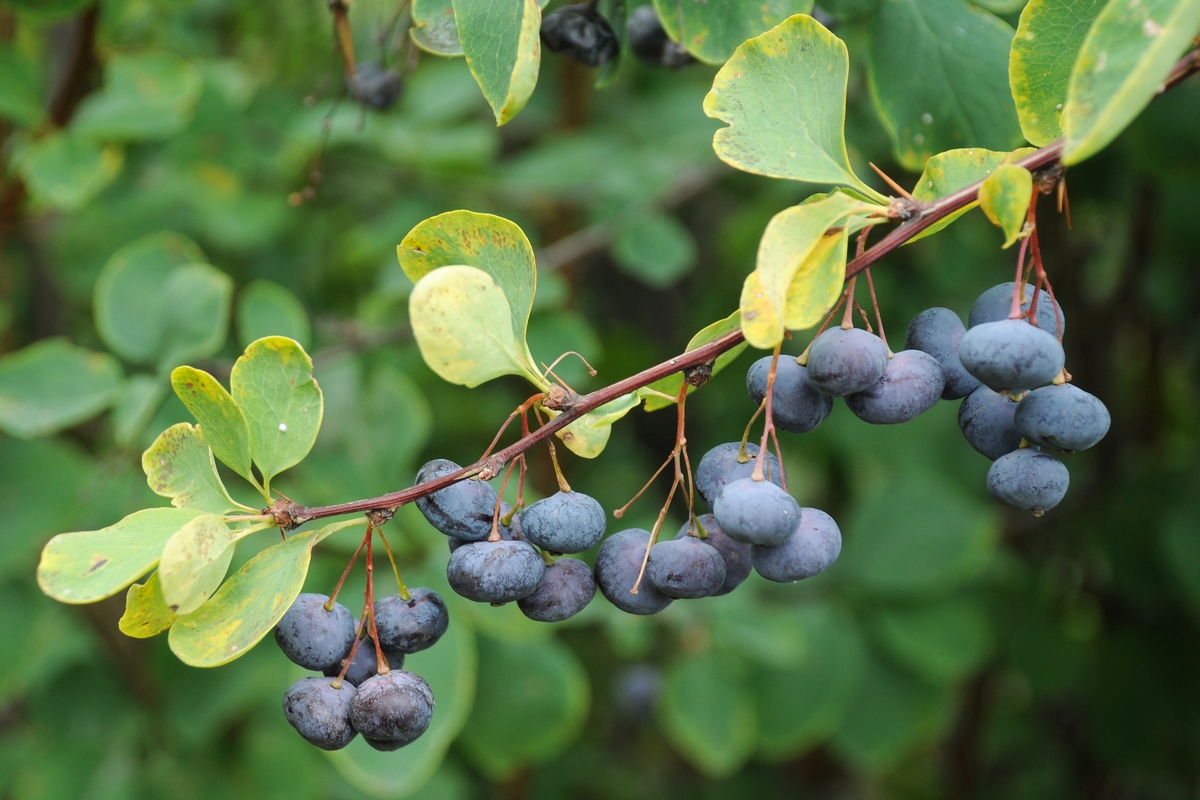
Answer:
838;479;999;597
112;374;168;446
754;604;867;761
171;366;255;484
652;0;815;64
157;514;236;615
705;15;883;199
594;0;627;88
118;573;175;639
229;337;324;487
612;213;697;288
555;391;641;458
93;231;208;364
975;0;1029;11
453;0;542;125
409;265;545;388
167;519;362;667
141;423;239;515
979;163;1033;247
641;310;749;412
868;596;995;683
158;262;234;372
908;146;1035;241
16;130;123;211
657;650;757;779
1009;0;1104;146
867;0;1024;170
327;603;478;796
0;338;123;439
236;280;311;351
458;635;590;779
0;45;44;127
1062;0;1200;164
37;507;205;604
411;0;464;56
72;51;203;142
740;191;878;349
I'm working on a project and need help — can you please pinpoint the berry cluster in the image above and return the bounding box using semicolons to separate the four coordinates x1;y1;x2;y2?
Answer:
276;589;447;751
540;3;695;69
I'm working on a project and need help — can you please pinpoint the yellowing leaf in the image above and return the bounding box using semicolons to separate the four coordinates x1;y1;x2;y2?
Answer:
119;572;175;639
978;164;1033;248
784;226;850;329
641;311;749;412
652;0;815;64
454;0;542;125
555;392;641;458
908;146;1035;242
142;423;238;514
157;513;236;614
171;366;255;482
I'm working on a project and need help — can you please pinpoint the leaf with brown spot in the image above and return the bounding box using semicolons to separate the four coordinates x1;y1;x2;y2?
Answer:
142;422;239;514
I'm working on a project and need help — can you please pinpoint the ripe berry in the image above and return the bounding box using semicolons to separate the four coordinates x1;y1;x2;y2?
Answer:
746;355;832;433
415;459;498;541
694;442;784;510
713;478;801;547
805;327;890;396
520;490;607;554
845;350;945;424
958;319;1064;391
540;4;619;67
675;515;752;596
349;670;435;747
958;385;1022;460
986;448;1069;513
1013;383;1110;451
904;307;979;399
283;677;357;750
646;535;727;599
751;508;841;583
275;593;356;671
594;528;672;615
374;588;449;654
518;557;596;622
446;539;545;604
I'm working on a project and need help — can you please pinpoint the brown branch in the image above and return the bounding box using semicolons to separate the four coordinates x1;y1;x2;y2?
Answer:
275;49;1200;529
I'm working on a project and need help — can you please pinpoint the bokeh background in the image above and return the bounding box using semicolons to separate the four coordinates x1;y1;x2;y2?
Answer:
2;1;1200;798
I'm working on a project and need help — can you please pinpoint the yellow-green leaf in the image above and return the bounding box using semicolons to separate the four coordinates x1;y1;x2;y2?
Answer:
978;164;1033;248
783;225;850;329
555;392;641;458
908;146;1035;241
118;572;175;639
37;507;204;604
171;365;254;482
641;311;749;412
652;0;815;64
142;422;238;515
157;514;236;615
454;0;542;125
167;519;362;667
409;265;545;388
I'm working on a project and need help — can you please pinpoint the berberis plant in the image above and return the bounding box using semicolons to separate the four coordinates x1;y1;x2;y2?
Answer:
4;0;1198;794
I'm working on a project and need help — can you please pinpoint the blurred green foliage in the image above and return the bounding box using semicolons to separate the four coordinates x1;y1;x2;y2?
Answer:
1;0;1199;798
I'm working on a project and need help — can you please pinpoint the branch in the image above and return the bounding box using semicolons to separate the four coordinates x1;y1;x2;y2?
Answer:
276;49;1200;529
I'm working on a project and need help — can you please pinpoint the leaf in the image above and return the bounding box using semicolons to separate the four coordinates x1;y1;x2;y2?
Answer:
0;0;93;18
112;374;168;446
167;519;362;667
453;0;542;125
326;603;478;796
1062;0;1200;164
612;213;697;288
16;130;123;211
458;635;590;779
118;573;175;639
705;15;884;200
72;51;203;142
657;650;757;779
229;337;324;487
652;0;815;64
409;265;545;388
641;311;749;412
754;604;867;761
1009;0;1105;147
411;0;464;56
157;514;236;615
37;507;205;604
867;596;995;683
908;146;1035;241
236;280;311;351
593;0;626;88
171;366;255;483
0;338;123;439
740;191;877;349
141;423;238;515
93;231;208;364
783;222;849;329
157;262;234;372
555;391;641;458
867;0;1024;170
0;45;44;127
979;163;1033;247
398;210;537;353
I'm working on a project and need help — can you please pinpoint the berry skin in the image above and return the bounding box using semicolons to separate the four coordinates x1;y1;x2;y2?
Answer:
752;508;842;583
540;4;619;67
805;327;890;397
713;478;802;547
694;442;784;510
348;670;435;746
627;5;695;68
746;355;833;433
904;307;979;400
415;459;498;541
969;282;1065;335
646;535;727;599
594;529;673;615
374;588;449;654
958;319;1065;392
275;593;356;671
520;491;607;554
283;677;357;750
446;540;546;604
518;557;596;623
448;503;522;553
1013;384;1110;451
675;515;752;596
986;448;1069;513
323;638;404;687
958;386;1023;460
845;350;945;424
346;62;403;110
